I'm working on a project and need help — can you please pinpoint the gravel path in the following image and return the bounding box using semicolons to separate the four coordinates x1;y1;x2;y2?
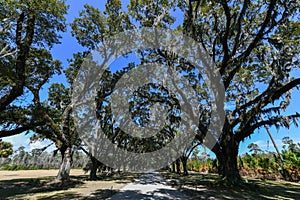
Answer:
110;172;189;200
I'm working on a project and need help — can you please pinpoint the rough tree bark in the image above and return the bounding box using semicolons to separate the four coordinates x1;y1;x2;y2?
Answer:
55;146;72;182
171;162;176;173
176;159;181;174
213;132;241;184
181;155;188;175
89;156;98;180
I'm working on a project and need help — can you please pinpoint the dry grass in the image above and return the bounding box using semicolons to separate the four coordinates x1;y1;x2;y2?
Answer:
160;171;300;200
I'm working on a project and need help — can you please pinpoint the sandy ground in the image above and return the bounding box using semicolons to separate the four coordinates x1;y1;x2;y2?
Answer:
0;169;136;199
0;169;85;181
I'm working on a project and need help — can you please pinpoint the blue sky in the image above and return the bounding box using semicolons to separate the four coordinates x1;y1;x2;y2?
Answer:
3;0;300;156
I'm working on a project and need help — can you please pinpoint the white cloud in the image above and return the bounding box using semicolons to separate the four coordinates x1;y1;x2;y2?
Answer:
253;139;283;149
2;133;56;153
29;140;56;152
253;137;300;152
253;140;266;147
2;133;30;151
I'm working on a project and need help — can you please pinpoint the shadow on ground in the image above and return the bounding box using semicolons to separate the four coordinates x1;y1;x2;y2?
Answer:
38;189;117;200
1;172;299;199
95;172;141;184
0;176;83;199
110;188;190;200
161;172;300;200
0;173;140;199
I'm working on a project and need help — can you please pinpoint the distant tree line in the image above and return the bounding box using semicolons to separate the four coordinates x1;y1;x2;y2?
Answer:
0;145;89;170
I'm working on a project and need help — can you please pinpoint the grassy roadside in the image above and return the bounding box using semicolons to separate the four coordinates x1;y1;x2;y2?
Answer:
160;171;300;200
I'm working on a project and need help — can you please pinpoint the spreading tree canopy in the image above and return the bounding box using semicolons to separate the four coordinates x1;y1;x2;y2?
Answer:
71;0;300;183
0;0;67;138
1;0;299;184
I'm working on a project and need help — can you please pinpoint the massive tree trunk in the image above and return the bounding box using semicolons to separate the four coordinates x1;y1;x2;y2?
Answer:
176;159;181;174
181;155;188;175
56;146;72;182
171;162;176;173
213;133;242;184
90;156;98;180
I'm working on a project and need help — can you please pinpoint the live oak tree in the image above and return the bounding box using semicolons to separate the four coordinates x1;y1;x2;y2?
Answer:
0;0;67;138
70;0;131;174
0;0;73;182
27;50;97;182
71;0;208;174
181;0;300;183
29;81;78;182
1;45;73;181
71;0;300;184
64;52;102;181
180;142;201;175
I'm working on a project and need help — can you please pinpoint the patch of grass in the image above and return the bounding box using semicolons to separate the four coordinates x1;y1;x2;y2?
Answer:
160;171;300;200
